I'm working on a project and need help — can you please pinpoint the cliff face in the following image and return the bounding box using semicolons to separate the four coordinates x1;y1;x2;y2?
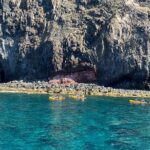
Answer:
0;0;150;88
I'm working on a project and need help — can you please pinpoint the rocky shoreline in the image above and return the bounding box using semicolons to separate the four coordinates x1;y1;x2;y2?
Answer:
0;80;150;98
1;1;150;90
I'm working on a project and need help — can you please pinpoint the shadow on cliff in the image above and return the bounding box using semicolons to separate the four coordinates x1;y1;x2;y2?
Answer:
0;61;5;82
3;41;55;82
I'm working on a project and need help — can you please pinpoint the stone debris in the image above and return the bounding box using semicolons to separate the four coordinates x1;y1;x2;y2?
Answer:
0;80;150;98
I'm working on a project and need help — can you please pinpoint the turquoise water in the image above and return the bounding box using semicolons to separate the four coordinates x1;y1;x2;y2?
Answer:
0;94;150;150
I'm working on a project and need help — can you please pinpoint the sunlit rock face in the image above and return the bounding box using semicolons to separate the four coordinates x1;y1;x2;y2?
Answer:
0;0;150;88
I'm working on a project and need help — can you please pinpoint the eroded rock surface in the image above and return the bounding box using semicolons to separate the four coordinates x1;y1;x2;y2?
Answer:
0;0;150;89
49;70;96;84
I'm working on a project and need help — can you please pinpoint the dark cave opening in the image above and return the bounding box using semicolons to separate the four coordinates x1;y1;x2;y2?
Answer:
0;69;5;83
0;61;5;83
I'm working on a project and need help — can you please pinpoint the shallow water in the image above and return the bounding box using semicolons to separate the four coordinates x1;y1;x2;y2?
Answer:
0;94;150;150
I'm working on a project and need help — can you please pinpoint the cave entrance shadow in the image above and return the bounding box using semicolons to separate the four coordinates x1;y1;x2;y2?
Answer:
0;69;5;83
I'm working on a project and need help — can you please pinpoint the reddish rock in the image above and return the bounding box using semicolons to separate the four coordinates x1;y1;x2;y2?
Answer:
48;78;76;84
48;79;61;84
48;70;97;84
61;78;77;84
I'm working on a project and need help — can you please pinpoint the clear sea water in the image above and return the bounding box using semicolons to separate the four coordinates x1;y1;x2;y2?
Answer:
0;93;150;150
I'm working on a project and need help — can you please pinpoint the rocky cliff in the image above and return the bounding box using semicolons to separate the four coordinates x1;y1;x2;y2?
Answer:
0;0;150;89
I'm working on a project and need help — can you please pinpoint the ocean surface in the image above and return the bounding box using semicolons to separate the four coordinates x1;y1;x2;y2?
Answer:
0;93;150;150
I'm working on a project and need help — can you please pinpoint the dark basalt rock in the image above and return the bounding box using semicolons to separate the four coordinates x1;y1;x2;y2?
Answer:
0;0;150;89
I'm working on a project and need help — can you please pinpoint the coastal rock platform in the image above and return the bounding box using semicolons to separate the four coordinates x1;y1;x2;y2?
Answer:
0;81;150;98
